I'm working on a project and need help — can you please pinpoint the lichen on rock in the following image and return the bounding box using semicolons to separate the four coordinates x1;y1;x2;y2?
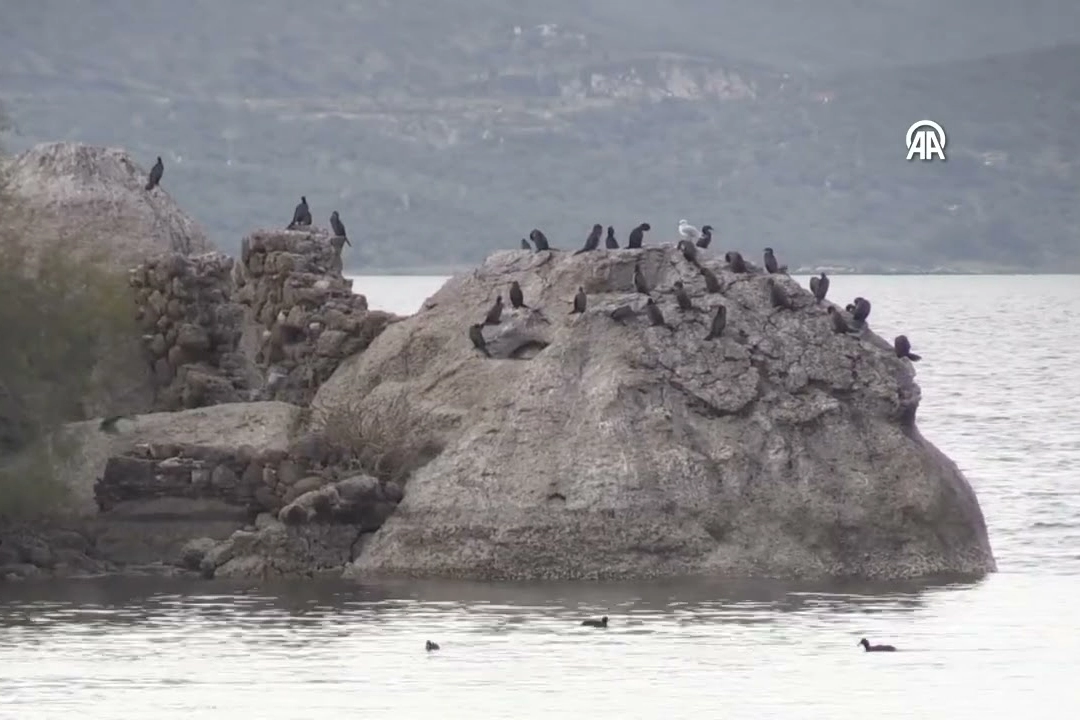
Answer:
315;245;996;581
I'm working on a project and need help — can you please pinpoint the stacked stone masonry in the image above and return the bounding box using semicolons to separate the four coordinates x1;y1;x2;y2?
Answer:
94;434;404;530
234;228;395;406
130;252;255;411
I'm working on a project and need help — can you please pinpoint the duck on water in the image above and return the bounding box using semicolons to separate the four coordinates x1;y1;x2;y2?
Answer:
859;638;897;652
582;616;609;628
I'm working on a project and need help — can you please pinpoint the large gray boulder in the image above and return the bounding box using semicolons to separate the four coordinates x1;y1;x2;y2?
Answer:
2;141;213;270
315;245;996;581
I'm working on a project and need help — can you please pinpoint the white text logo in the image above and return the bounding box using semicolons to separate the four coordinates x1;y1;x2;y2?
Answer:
905;120;946;161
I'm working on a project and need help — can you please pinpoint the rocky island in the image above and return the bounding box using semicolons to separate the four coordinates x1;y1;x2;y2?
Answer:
0;142;996;583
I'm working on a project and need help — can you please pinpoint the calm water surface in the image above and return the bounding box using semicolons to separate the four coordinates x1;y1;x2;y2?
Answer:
2;274;1079;718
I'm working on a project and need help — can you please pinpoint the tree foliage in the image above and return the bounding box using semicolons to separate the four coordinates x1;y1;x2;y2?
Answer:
0;103;137;517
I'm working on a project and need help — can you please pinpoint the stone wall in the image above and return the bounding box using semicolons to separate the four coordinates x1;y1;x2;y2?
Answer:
234;228;395;405
130;252;258;411
96;444;265;513
128;230;396;411
92;434;405;578
94;432;403;522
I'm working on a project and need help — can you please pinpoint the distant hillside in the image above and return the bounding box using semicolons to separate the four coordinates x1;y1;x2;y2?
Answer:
1;1;1077;272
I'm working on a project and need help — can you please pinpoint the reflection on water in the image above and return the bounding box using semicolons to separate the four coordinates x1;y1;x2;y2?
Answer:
3;275;1080;718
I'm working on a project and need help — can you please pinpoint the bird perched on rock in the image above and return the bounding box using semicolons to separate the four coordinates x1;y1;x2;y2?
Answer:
605;226;619;249
627;222;651;249
677;239;699;266
700;266;722;294
763;247;785;274
696;225;714;249
610;304;636;324
672;280;694;312
894;335;922;362
768;278;795;310
520;237;532;250
633;264;650;294
851;297;872;325
705;304;727;340
98;414;131;434
484;296;504;325
678;219;701;245
571;286;587;314
288;196;312;229
468;324;490;357
574;224;603;255
827;306;854;334
529;229;550;251
145;156;164;191
509;281;528;309
329;211;352;246
724;251;748;274
645;298;668;328
809;272;829;302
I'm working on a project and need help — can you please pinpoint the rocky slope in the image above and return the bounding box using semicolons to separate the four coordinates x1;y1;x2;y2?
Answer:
315;245;997;581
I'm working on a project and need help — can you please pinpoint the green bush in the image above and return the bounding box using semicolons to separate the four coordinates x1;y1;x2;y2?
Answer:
0;110;137;517
0;436;73;520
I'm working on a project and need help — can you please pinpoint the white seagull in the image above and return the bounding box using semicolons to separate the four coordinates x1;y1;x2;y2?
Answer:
678;219;701;244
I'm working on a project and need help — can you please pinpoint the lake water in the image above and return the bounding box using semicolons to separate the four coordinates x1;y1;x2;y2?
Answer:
2;274;1079;718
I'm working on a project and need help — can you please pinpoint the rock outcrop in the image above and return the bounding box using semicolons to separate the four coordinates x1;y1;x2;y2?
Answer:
71;401;305;569
33;400;406;578
1;142;218;420
2;142;213;271
130;252;261;411
3;401;311;580
315;246;997;581
194;473;401;579
124;228;394;413
195;516;363;580
0;524;110;581
234;228;396;405
53;401;305;517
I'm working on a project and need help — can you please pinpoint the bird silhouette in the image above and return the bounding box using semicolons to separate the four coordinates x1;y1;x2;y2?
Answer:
288;196;312;229
145;156;164;191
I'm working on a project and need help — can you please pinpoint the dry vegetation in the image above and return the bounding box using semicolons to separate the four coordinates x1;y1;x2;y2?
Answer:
314;390;442;486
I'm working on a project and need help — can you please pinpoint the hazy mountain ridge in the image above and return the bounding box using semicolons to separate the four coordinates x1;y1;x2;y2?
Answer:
1;2;1077;272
